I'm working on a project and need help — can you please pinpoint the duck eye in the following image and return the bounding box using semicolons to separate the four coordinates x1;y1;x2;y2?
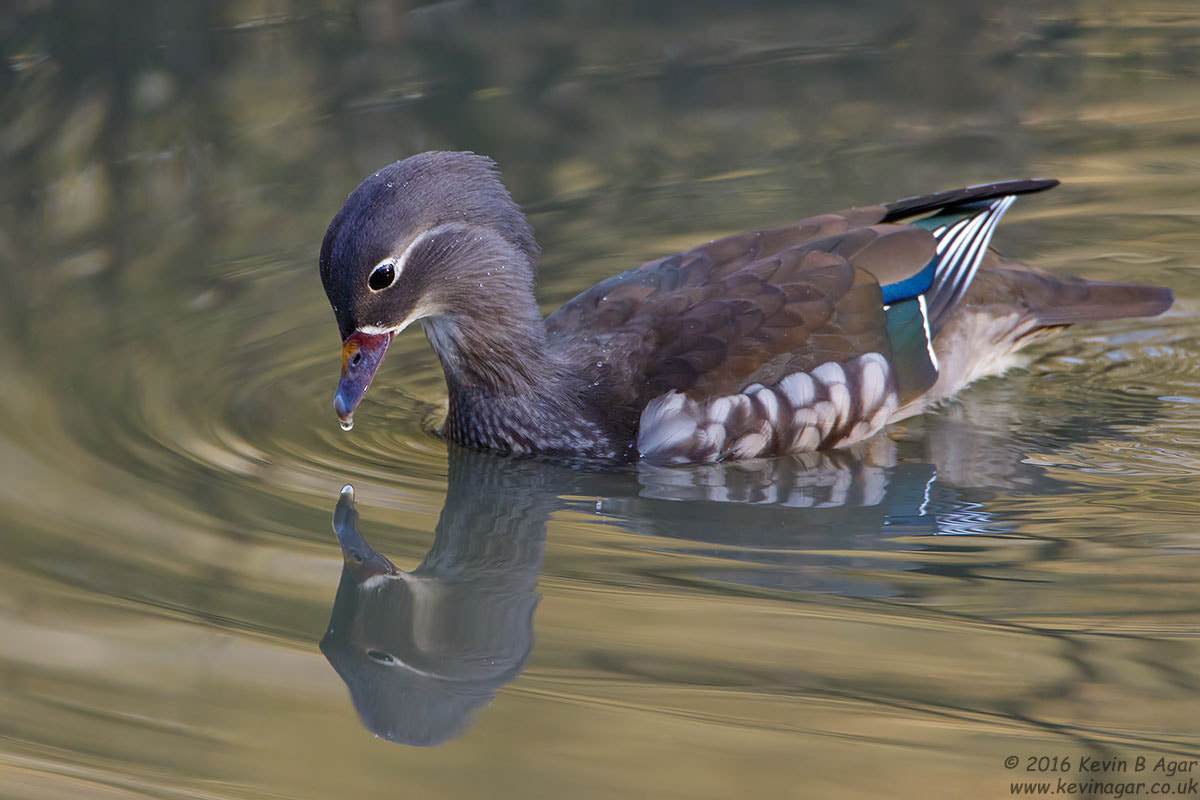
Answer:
368;262;396;291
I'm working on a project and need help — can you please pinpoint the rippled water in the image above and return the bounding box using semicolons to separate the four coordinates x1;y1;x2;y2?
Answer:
3;2;1200;798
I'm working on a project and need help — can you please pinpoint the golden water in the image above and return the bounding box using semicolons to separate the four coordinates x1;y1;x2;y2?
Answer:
2;2;1200;798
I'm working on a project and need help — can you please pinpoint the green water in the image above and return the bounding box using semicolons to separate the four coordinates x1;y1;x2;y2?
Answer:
2;2;1200;798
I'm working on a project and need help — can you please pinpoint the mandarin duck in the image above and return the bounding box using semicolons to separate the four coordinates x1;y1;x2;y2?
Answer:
319;152;1172;464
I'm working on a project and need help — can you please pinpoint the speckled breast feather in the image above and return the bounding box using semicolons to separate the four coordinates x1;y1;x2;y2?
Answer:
638;353;899;464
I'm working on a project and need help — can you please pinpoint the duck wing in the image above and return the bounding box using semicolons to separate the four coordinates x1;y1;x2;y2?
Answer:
546;179;1058;412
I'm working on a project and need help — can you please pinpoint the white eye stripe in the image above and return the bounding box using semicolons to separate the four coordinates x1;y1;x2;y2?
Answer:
366;223;458;293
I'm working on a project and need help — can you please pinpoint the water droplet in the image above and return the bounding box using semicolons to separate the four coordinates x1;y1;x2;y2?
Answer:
339;418;354;431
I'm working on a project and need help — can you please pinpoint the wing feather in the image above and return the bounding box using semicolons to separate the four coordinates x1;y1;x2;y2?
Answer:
545;181;1061;417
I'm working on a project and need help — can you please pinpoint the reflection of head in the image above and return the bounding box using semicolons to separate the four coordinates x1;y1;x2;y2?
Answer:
320;567;538;746
320;470;546;747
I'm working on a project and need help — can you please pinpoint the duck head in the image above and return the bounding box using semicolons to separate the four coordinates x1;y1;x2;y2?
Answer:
319;151;540;429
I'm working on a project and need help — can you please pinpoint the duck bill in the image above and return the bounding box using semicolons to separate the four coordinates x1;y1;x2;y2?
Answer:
334;330;393;428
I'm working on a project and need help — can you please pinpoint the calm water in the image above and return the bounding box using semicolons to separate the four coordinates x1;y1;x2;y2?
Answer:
3;2;1200;798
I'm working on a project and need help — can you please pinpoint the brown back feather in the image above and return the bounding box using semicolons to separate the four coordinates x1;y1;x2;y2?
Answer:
546;186;1171;426
546;206;937;408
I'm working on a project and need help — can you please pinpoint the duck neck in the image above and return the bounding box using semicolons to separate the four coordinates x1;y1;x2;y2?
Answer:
425;311;604;456
416;230;555;392
421;302;556;399
417;241;607;455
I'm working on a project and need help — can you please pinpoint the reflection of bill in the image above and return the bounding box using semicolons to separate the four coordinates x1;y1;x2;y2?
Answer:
320;480;544;747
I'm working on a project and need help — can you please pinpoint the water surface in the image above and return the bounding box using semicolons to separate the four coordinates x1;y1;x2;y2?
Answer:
2;2;1200;798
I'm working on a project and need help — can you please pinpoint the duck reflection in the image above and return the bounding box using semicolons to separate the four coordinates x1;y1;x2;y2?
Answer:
320;455;548;747
320;384;1163;745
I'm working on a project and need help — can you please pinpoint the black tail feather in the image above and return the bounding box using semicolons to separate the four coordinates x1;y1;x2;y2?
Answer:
883;179;1060;223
